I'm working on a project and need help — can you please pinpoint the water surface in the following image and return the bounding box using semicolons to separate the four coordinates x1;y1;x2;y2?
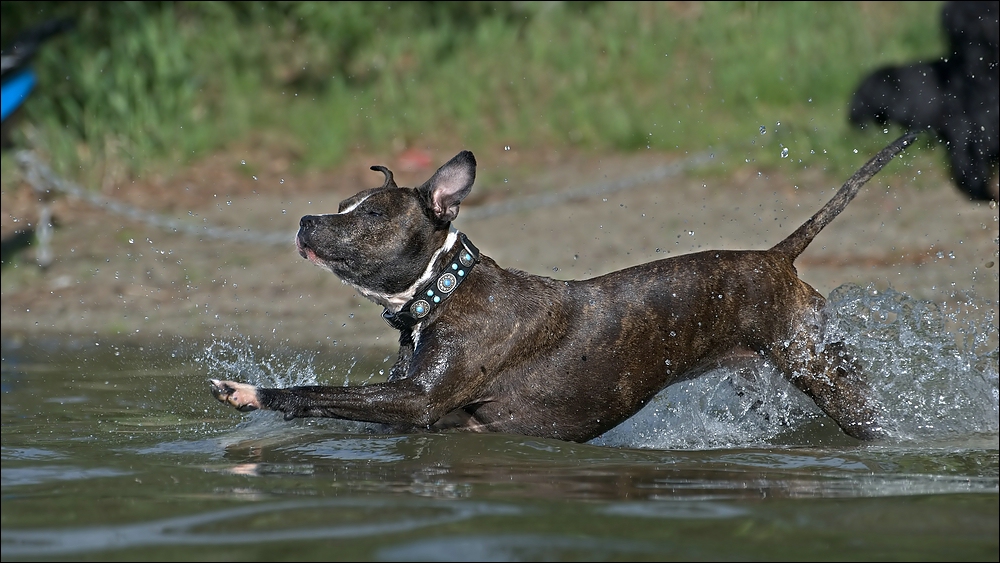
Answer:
2;284;997;561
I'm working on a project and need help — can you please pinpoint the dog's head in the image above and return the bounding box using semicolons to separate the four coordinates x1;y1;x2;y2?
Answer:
848;63;949;131
296;151;476;307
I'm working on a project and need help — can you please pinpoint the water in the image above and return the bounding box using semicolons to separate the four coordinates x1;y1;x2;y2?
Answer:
2;284;998;561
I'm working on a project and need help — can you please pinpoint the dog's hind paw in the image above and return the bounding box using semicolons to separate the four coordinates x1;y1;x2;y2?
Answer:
209;379;261;412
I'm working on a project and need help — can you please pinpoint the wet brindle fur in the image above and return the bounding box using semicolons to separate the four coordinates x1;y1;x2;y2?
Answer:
210;132;918;443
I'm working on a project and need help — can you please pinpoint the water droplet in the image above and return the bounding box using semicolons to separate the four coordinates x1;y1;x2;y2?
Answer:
252;175;258;181
780;147;789;158
759;125;766;135
504;145;510;151
853;148;859;154
280;178;285;184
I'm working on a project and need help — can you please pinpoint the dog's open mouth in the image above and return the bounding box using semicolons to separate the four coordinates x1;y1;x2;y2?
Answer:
296;233;348;273
295;234;322;263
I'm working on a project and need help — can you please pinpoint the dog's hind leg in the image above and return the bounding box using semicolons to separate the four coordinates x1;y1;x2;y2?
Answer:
768;305;888;441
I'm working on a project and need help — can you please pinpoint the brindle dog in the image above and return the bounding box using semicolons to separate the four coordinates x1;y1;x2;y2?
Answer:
210;132;918;443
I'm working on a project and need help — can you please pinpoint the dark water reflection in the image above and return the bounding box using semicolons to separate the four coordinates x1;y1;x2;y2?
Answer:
2;333;998;561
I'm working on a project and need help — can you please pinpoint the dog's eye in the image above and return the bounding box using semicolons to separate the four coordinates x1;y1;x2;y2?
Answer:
367;208;384;217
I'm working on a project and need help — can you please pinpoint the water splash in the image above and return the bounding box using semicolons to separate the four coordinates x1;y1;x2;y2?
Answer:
823;283;998;441
594;362;822;450
595;283;999;450
192;337;384;436
193;337;326;388
194;286;997;450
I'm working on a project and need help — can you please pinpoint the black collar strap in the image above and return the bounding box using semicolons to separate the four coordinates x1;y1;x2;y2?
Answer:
382;232;480;331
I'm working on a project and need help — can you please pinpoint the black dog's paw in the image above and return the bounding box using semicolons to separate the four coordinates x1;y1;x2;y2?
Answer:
209;379;261;412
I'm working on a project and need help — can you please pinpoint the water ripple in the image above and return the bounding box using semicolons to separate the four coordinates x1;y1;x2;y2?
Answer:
0;498;521;557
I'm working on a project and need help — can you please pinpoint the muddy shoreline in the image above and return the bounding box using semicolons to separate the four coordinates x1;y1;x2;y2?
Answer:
2;147;997;358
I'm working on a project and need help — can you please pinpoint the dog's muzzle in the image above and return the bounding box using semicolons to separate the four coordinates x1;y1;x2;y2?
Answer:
296;215;320;260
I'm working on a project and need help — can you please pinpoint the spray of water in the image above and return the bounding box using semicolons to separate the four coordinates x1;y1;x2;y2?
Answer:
193;337;323;388
194;285;997;449
595;283;999;450
193;337;387;438
824;283;998;441
193;336;374;388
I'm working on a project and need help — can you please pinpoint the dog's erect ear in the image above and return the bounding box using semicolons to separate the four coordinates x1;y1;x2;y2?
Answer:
419;151;476;223
370;165;398;189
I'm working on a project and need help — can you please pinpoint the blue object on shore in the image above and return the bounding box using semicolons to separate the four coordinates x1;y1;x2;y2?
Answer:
1;67;37;122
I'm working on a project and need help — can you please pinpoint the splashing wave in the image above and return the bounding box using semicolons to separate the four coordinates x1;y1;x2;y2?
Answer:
596;283;999;449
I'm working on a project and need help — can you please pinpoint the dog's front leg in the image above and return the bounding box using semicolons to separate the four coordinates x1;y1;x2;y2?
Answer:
210;378;442;428
387;332;415;382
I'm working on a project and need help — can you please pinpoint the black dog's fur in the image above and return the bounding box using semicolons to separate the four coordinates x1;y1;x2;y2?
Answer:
210;133;917;444
848;1;998;201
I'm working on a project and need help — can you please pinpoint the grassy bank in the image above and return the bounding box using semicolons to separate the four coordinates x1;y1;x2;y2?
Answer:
1;1;945;189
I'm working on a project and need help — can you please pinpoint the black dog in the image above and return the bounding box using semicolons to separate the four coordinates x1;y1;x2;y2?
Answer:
848;1;998;202
210;133;917;444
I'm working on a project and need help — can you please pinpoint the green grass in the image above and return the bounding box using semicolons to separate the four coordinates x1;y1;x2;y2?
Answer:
1;1;947;189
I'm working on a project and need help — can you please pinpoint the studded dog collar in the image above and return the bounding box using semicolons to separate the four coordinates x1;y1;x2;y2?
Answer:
382;232;480;331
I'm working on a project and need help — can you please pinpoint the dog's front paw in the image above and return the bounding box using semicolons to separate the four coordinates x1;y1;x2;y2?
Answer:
209;379;261;412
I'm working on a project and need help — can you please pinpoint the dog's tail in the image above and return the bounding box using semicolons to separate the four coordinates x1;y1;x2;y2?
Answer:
770;131;919;260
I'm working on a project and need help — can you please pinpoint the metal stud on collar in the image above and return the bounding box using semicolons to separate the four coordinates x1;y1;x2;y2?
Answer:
410;300;430;318
437;273;458;293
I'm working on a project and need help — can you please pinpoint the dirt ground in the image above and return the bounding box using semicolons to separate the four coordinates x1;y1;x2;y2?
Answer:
2;142;998;359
